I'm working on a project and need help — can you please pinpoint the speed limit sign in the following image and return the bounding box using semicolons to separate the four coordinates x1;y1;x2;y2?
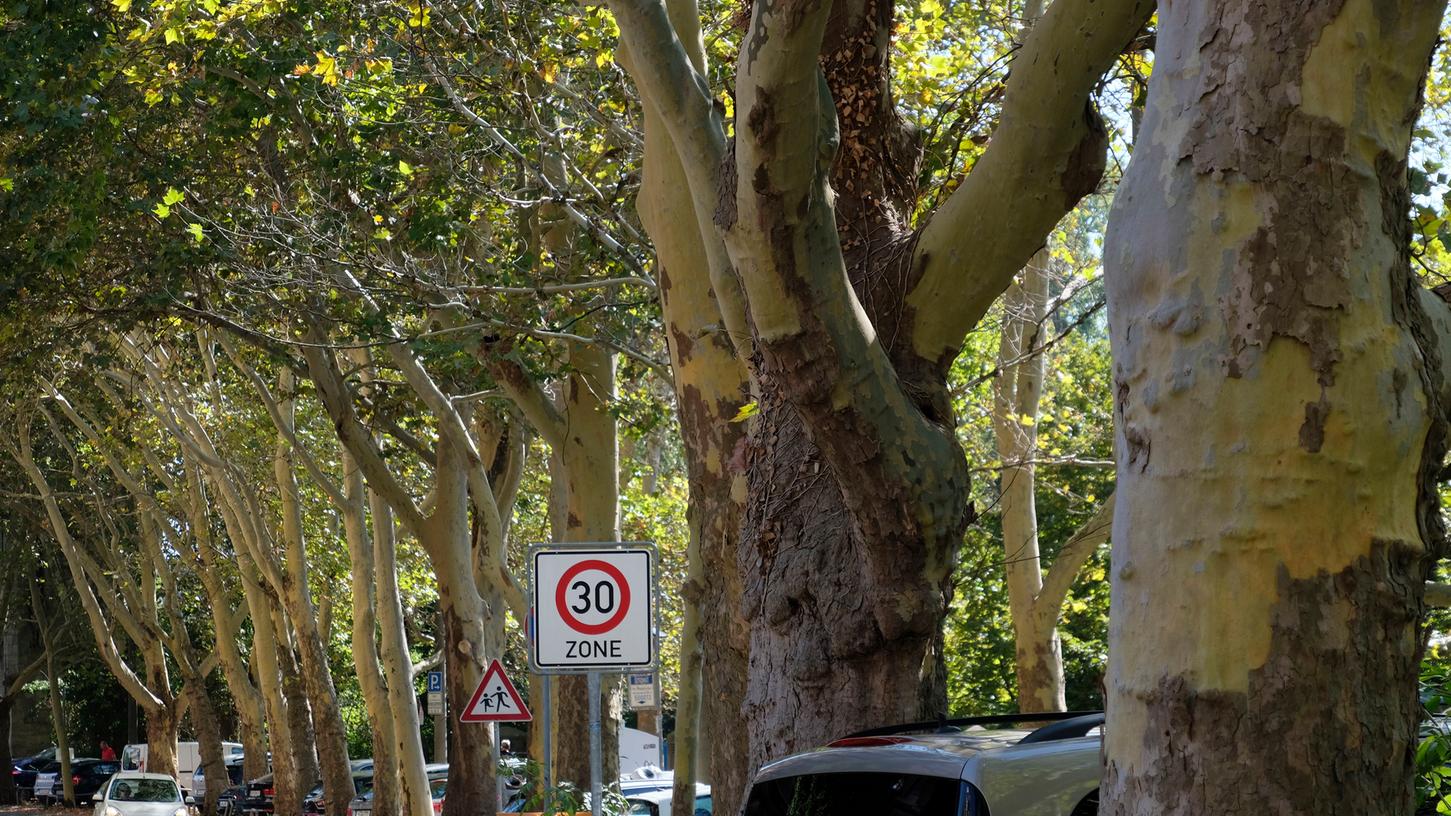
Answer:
531;544;655;672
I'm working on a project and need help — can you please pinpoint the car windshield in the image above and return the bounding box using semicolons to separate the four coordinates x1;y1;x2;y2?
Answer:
111;778;180;802
429;778;447;800
743;773;961;816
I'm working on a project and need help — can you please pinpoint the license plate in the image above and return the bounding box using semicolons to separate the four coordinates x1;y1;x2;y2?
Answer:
355;810;370;816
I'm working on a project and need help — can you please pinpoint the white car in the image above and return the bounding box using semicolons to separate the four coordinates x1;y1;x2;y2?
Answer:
627;783;712;816
743;712;1104;816
92;772;190;816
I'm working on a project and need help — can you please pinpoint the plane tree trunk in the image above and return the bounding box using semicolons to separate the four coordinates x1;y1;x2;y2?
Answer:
1101;0;1451;812
608;0;1154;782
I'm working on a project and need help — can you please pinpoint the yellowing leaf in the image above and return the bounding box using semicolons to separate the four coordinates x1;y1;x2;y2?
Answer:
0;177;12;192
111;0;132;11
152;202;171;218
541;63;558;83
186;222;204;243
163;187;184;205
164;27;181;44
730;401;759;423
144;88;163;106
314;52;339;86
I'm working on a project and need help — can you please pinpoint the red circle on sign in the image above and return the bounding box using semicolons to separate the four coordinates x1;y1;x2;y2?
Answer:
555;559;632;636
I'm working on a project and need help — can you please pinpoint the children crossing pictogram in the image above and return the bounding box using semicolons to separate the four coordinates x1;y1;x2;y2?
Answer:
459;659;532;722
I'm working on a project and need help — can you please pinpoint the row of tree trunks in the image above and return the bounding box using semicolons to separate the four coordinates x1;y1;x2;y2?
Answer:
271;371;354;816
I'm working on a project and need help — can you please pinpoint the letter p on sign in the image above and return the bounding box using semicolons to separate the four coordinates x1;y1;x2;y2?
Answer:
531;545;655;673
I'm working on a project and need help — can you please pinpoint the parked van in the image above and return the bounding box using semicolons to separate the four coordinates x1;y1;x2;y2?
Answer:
121;741;243;794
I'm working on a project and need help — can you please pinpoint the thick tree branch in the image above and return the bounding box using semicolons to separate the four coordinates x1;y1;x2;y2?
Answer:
907;0;1155;364
1034;491;1115;622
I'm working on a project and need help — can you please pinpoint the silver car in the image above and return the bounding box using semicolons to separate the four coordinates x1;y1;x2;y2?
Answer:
743;712;1103;816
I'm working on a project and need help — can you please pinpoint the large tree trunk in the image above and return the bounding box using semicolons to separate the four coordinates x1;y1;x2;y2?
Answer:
0;698;13;805
185;678;228;816
273;609;317;816
992;251;1067;713
628;14;753;806
340;451;401;816
552;339;623;791
368;484;433;816
426;442;498;816
727;0;969;766
1101;0;1448;812
142;696;181;780
233;546;303;810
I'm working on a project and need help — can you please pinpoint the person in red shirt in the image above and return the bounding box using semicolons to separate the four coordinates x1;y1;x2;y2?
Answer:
99;741;116;761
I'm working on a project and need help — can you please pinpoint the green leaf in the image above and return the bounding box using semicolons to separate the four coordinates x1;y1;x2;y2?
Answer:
152;202;171;218
163;187;184;205
0;177;12;192
186;222;204;243
730;401;759;423
397;160;414;176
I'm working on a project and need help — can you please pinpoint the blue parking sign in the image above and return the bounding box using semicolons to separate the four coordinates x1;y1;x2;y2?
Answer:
427;671;443;693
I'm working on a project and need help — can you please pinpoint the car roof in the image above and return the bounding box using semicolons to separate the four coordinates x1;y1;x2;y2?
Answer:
754;729;1034;784
109;772;179;782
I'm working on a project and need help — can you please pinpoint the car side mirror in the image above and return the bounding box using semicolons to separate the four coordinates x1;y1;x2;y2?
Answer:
91;793;103;803
186;795;196;805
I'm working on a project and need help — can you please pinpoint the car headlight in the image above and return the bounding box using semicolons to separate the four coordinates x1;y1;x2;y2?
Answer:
173;808;190;816
103;807;122;816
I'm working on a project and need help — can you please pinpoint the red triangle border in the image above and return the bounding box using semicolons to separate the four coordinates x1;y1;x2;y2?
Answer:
459;659;533;722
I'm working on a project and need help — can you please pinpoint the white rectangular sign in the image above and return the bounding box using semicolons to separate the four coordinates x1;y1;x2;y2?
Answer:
628;673;657;709
427;691;443;715
531;545;655;673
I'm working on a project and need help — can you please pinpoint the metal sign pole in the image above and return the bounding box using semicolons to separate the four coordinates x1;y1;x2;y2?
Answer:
588;670;602;816
541;672;552;811
492;721;502;812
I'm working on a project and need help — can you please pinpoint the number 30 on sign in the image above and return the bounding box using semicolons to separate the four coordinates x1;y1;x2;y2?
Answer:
531;545;655;672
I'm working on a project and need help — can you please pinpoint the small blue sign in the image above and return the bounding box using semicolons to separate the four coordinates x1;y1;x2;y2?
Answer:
427;671;443;693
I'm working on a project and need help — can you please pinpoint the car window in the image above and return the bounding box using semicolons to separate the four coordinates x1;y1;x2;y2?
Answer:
743;773;962;816
111;778;181;802
429;778;448;800
695;794;713;815
121;747;143;771
627;800;655;816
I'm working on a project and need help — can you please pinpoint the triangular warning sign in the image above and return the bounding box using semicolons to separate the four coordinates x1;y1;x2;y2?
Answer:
460;659;532;722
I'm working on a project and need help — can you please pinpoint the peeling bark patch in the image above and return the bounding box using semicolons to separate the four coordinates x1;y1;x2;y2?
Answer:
1102;543;1426;815
715;139;739;230
747;90;779;146
1062;103;1108;207
1186;0;1355;387
1298;393;1328;452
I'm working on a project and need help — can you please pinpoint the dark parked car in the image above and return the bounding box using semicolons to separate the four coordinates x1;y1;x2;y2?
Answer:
242;772;275;814
303;772;371;814
66;759;122;802
217;782;245;816
10;748;71;799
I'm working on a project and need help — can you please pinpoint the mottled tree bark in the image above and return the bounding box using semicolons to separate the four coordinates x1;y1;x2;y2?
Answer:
625;9;753;807
610;0;1152;780
340;449;400;816
551;338;623;791
272;376;354;816
185;678;228;816
1102;0;1449;812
